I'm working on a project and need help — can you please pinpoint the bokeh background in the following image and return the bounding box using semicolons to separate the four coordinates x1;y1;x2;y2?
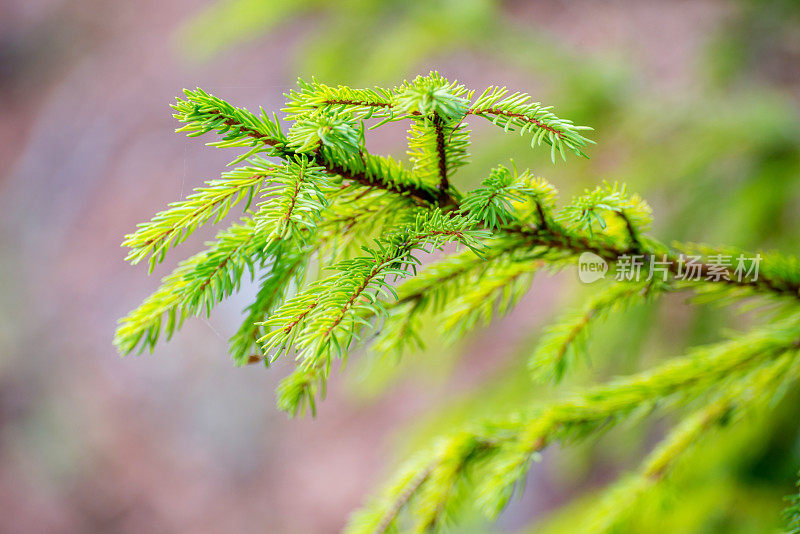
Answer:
2;0;800;532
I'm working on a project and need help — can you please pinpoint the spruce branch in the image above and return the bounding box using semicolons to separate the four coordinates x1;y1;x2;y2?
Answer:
284;78;396;121
468;86;595;162
349;320;800;531
368;238;523;356
174;88;443;206
584;349;798;532
146;79;800;381
530;279;666;382
115;219;262;355
122;158;273;271
153;81;800;381
171;84;799;305
173;88;287;163
500;221;800;299
119;72;800;532
393;73;470;122
460;164;546;230
252;155;337;244
558;181;652;239
287;108;362;158
258;210;489;415
439;257;541;342
228;247;309;366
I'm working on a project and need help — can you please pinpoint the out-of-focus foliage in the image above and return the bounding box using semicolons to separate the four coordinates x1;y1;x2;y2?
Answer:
178;0;502;84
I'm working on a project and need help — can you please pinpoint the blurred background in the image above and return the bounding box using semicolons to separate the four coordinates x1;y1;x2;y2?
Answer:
1;0;800;532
